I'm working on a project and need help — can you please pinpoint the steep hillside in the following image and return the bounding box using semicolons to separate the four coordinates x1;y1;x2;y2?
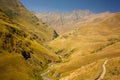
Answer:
0;0;59;80
46;12;120;80
1;0;120;80
35;10;94;34
0;0;58;42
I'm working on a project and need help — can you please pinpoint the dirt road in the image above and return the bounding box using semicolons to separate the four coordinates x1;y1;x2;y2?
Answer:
96;59;109;80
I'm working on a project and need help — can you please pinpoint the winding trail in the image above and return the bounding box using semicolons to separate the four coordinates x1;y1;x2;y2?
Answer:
96;59;109;80
41;60;109;80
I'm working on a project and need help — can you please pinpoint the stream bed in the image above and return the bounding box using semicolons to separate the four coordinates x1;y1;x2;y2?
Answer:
41;64;55;80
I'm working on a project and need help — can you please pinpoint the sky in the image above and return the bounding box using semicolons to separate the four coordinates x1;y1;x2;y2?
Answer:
20;0;120;13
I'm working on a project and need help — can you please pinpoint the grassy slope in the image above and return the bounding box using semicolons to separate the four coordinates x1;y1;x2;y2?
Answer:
0;0;59;80
60;59;105;80
0;0;58;42
104;57;120;80
47;13;120;79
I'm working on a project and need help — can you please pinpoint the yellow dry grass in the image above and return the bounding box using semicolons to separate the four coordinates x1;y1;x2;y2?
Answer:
47;12;120;80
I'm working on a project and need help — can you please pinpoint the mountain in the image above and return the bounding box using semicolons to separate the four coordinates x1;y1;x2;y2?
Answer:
0;0;120;80
34;10;94;34
0;0;59;80
45;12;120;80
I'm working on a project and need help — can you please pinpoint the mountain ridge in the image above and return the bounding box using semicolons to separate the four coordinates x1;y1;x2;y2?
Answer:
0;0;120;80
35;10;94;34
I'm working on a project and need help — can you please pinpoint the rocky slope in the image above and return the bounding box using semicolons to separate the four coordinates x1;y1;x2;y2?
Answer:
35;10;94;34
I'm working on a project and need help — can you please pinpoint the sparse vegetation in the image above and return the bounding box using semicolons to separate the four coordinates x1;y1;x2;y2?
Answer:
104;57;120;80
0;0;120;80
46;12;120;80
0;0;60;80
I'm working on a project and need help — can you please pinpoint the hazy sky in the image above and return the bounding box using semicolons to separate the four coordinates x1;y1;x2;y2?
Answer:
20;0;120;13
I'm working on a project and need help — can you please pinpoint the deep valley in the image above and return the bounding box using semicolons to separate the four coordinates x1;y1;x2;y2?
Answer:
0;0;120;80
